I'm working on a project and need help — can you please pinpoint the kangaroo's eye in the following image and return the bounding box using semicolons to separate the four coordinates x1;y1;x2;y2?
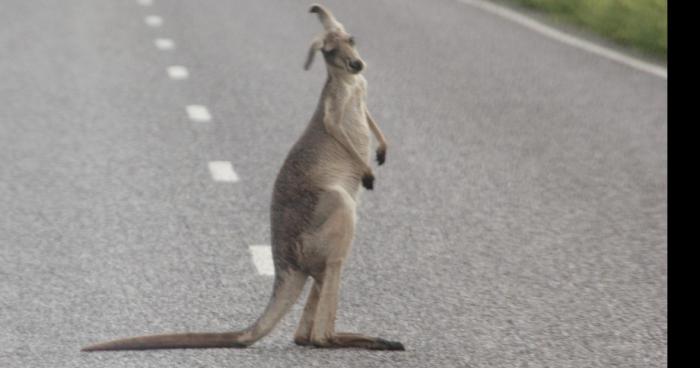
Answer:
348;37;355;46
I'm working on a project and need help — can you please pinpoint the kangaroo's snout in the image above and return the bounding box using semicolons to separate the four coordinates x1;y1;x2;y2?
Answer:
349;60;364;73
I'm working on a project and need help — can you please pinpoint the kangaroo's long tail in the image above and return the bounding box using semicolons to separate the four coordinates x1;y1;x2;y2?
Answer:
81;332;246;351
81;270;307;351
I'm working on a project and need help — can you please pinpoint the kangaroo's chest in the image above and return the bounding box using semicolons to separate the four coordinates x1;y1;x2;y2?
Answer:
337;86;371;155
343;101;370;144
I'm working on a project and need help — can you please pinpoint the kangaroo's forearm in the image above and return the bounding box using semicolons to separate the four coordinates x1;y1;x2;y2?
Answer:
365;109;387;165
365;109;387;149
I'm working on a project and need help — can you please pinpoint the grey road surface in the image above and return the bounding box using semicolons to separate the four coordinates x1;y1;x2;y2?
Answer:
0;0;667;367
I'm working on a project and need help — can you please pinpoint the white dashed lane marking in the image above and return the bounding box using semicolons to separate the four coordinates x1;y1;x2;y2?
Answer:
167;66;189;80
208;161;240;182
144;15;163;27
249;245;274;276
154;38;175;50
138;0;259;275
186;105;212;122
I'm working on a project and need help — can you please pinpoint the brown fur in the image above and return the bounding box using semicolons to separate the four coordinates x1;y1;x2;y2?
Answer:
82;3;401;352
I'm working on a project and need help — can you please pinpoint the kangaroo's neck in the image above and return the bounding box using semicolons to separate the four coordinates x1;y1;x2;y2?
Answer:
325;65;359;89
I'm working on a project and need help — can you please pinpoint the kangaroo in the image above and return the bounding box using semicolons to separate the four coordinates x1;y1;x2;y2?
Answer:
82;4;402;352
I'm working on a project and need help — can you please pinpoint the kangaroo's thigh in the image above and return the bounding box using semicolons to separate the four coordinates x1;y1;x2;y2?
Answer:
301;185;357;269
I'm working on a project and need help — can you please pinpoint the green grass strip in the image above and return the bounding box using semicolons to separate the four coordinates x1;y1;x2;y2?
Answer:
509;0;667;56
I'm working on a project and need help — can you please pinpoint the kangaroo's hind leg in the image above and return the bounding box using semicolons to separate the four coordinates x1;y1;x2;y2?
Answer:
312;263;404;350
300;186;404;351
293;280;321;346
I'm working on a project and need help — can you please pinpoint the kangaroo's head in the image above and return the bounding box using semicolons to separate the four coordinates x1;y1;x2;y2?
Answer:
304;4;364;74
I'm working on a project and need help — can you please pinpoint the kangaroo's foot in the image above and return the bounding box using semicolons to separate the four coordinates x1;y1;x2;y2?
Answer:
294;335;312;346
307;332;404;351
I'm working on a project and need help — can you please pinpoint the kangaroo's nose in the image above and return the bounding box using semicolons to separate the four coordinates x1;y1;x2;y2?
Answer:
349;60;363;72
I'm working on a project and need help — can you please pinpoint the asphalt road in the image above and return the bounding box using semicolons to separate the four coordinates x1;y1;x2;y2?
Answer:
0;0;667;367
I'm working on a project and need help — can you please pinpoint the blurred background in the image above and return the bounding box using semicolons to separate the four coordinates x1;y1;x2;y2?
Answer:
509;0;666;57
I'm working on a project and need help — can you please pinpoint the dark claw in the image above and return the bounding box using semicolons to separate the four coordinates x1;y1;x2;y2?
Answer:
362;173;374;190
376;149;386;165
376;338;405;351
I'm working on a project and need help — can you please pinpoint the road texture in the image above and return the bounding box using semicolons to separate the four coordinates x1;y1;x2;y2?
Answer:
0;0;667;367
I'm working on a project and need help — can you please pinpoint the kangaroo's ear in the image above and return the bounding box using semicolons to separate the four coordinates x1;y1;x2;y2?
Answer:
309;4;344;31
304;36;324;71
